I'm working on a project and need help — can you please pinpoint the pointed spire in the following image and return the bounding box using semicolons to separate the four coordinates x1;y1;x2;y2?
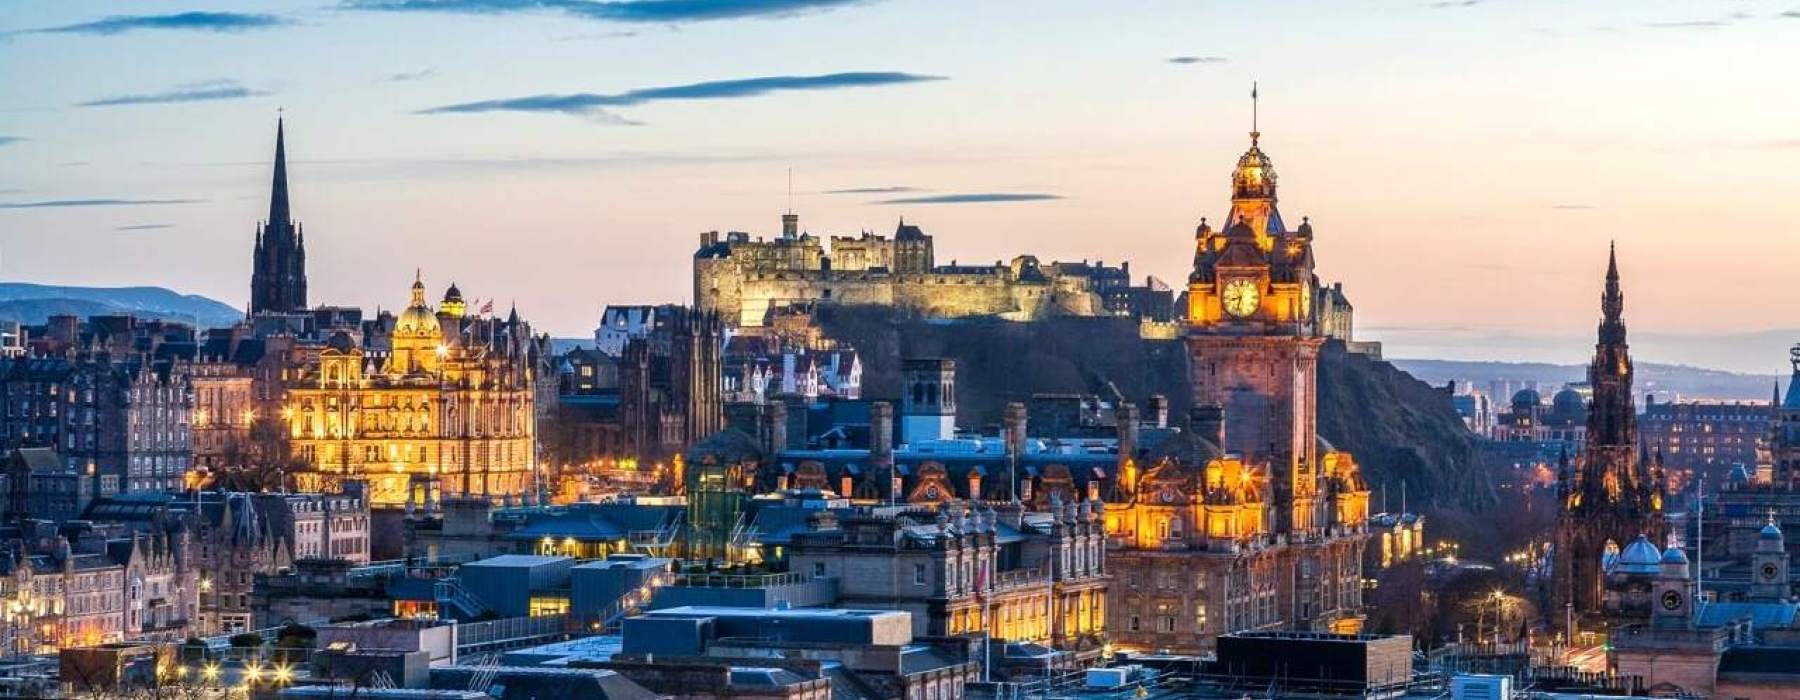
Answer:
1250;81;1260;145
268;116;290;226
1603;240;1623;323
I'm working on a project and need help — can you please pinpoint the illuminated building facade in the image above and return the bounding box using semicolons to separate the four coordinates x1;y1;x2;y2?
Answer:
1103;117;1372;654
190;359;256;470
282;275;538;506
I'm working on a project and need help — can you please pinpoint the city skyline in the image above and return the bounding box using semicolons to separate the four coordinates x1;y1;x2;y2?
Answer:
3;1;1798;372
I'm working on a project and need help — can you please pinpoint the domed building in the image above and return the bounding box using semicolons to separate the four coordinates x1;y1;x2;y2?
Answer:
1603;534;1665;620
282;273;541;506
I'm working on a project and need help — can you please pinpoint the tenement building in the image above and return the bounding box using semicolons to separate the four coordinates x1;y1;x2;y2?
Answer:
1553;246;1667;629
694;215;1174;328
1640;397;1773;476
1100;123;1371;653
0;352;193;494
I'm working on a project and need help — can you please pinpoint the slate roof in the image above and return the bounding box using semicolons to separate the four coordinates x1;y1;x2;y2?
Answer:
1696;600;1799;629
1718;646;1800;677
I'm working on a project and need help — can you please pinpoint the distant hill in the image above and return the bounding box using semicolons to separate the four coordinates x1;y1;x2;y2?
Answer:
0;283;242;328
1391;357;1782;403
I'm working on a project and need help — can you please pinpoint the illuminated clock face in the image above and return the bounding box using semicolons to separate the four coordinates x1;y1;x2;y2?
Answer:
1661;590;1684;611
1222;279;1260;319
1763;562;1780;581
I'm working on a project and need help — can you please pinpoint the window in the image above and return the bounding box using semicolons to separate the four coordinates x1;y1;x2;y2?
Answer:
1128;616;1141;632
914;564;927;586
813;562;826;577
1158;616;1176;633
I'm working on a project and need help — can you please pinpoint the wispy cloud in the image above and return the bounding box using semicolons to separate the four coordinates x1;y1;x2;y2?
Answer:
1550;204;1596;210
343;0;872;24
0;198;200;209
422;71;944;122
823;186;919;194
1743;139;1800;150
0;136;23;147
873;193;1062;205
1645;19;1726;29
115;223;174;231
1781;10;1800;18
1428;0;1480;8
77;79;269;107
384;68;438;82
1167;56;1226;64
32;11;290;35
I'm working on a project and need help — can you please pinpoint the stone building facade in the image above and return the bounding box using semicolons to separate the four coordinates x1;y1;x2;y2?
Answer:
0;525;200;651
788;501;1108;648
1102;123;1372;654
281;276;538;506
695;217;1128;328
0;353;192;494
189;358;256;471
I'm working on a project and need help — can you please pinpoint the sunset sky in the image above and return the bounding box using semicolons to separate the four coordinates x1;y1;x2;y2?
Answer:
1;1;1796;372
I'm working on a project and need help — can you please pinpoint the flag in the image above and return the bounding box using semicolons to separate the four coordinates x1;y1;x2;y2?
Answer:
479;299;494;315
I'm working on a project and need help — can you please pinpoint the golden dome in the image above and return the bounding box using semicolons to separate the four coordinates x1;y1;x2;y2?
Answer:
1232;132;1277;200
395;273;441;338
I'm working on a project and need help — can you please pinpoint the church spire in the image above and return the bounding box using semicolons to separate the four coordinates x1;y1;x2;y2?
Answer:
269;116;290;227
249;115;307;315
1587;243;1636;447
1602;241;1623;330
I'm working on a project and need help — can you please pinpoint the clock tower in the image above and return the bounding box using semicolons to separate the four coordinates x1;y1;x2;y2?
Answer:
1651;545;1695;629
1751;516;1790;601
1186;107;1327;534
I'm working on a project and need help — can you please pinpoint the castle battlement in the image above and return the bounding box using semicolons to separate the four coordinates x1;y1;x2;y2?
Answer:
694;213;1138;327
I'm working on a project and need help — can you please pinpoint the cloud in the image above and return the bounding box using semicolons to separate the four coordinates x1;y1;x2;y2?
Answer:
77;80;269;107
873;193;1062;205
32;11;290;35
1550;204;1596;210
823;186;919;194
0;198;200;209
115;223;174;231
1167;56;1226;65
1782;10;1800;18
385;68;438;82
343;0;872;24
421;71;944;121
1428;0;1480;7
1645;19;1727;28
0;136;23;147
1744;139;1800;149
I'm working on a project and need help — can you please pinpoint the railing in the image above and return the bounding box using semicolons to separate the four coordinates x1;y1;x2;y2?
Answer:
455;614;577;654
672;571;810;588
434;578;490;619
989;569;1048;592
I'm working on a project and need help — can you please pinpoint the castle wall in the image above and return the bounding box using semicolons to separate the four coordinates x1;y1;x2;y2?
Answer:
696;232;1108;326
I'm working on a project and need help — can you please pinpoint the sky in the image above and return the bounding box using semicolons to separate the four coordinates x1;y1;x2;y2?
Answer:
1;0;1797;373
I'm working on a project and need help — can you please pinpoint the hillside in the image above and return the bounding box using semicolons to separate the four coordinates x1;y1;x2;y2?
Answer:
812;305;1498;515
0;283;242;328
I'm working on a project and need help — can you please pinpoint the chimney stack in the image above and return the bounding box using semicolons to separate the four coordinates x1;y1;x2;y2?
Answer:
1116;402;1139;469
1190;404;1225;448
1003;402;1029;458
1147;395;1169;428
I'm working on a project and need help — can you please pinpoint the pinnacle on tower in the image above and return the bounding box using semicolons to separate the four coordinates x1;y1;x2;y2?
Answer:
269;116;290;226
249;116;308;314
